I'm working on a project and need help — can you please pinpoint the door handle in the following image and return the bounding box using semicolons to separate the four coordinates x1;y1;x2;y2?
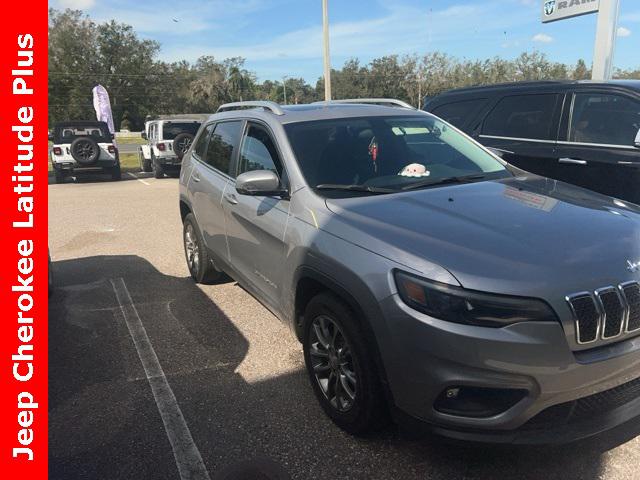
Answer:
559;158;587;165
191;172;201;182
224;192;238;205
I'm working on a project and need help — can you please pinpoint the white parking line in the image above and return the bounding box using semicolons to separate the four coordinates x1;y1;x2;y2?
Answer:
110;278;211;480
127;172;151;185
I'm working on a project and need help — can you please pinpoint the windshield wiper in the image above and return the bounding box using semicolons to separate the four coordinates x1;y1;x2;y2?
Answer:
400;174;486;191
314;184;395;194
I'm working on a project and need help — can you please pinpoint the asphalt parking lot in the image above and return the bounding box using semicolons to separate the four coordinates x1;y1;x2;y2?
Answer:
49;173;640;480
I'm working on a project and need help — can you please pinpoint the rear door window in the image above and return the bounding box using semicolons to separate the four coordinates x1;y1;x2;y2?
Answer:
204;121;243;175
483;94;559;140
569;93;640;146
431;99;487;128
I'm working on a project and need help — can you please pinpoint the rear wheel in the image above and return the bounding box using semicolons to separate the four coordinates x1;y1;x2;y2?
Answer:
182;213;223;284
303;292;388;435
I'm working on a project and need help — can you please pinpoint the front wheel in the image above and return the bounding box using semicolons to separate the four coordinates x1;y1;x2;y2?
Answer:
139;150;152;172
182;213;223;284
110;163;122;181
53;168;65;184
153;155;165;179
303;293;388;435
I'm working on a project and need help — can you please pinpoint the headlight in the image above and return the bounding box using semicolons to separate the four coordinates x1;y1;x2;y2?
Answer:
394;271;557;327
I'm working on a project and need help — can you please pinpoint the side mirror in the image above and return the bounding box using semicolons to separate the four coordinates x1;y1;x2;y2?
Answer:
236;170;286;197
635;129;640;148
48;132;54;142
141;132;148;140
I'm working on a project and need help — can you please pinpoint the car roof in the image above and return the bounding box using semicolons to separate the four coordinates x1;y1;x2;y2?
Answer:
434;79;640;98
54;121;109;128
207;103;428;125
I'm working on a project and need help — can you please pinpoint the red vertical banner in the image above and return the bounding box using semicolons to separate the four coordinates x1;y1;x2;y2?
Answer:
0;2;48;478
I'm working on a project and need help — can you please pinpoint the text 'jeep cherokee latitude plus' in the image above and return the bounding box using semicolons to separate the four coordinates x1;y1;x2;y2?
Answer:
179;99;640;444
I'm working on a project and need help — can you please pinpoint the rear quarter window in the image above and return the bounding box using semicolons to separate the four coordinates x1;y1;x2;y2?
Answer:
482;94;559;140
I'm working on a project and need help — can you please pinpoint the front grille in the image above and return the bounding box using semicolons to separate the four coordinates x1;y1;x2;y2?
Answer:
622;283;640;332
568;294;600;344
567;282;640;345
523;375;640;431
598;288;625;339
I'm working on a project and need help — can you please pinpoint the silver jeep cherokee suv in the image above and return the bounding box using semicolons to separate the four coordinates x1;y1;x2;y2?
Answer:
179;99;640;444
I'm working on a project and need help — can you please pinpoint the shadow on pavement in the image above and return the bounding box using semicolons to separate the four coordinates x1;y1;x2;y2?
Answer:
47;170;161;186
49;255;636;480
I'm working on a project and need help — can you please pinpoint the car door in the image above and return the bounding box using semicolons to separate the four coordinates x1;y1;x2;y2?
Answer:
189;121;243;266
477;92;563;177
554;90;640;204
222;121;290;310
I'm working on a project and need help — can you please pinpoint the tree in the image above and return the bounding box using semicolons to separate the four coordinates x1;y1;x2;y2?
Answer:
572;59;591;80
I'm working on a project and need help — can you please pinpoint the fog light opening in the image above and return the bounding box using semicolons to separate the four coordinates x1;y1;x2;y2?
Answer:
434;386;527;418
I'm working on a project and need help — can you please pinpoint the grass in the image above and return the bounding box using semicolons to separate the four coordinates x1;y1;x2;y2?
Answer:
119;153;139;170
115;137;145;145
48;152;139;173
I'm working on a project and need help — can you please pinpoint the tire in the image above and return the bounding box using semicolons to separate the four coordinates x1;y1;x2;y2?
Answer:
182;213;223;284
152;155;165;179
110;163;122;181
54;168;65;184
173;132;195;160
139;149;152;172
70;137;100;165
302;292;388;435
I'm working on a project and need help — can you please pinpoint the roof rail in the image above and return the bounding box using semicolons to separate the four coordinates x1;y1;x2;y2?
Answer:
314;98;415;109
217;101;284;116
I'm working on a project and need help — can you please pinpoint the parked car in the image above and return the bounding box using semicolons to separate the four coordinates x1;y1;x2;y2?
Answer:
139;117;203;178
49;121;120;183
423;80;640;205
179;99;640;444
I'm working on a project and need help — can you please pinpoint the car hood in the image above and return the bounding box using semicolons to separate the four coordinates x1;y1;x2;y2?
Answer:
324;175;640;297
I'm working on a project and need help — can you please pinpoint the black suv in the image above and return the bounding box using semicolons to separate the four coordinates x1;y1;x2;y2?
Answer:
424;80;640;205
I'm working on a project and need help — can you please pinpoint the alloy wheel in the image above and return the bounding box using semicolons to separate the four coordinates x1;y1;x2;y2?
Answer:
184;223;199;272
177;137;192;154
308;315;357;412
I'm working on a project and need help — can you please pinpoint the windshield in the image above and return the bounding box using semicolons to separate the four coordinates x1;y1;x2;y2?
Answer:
162;122;201;140
53;124;111;144
284;115;510;195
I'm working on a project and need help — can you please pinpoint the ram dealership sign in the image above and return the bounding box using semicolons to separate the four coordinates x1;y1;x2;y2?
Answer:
542;0;600;23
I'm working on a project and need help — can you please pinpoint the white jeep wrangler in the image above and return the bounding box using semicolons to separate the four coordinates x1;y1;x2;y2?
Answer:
138;118;202;178
49;121;120;183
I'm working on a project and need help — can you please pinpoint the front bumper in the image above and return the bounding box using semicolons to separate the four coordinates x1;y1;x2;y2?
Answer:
378;293;640;444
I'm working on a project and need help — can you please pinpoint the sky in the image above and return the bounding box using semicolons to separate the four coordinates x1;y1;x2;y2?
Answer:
50;0;640;82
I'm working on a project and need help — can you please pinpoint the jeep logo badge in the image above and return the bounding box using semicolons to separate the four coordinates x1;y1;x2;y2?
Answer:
628;260;640;273
544;0;556;16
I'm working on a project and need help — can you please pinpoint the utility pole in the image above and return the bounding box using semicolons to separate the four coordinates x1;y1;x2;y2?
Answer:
322;0;332;101
282;75;288;105
592;0;620;80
